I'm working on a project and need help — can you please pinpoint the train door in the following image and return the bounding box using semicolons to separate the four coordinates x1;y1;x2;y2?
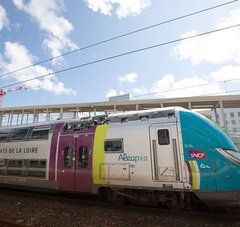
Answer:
75;133;93;192
57;130;93;192
150;123;181;182
58;133;76;191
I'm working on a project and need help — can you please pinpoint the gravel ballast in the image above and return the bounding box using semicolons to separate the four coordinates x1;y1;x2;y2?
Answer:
0;190;238;227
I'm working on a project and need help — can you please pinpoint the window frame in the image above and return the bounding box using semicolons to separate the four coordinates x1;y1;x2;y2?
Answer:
231;119;236;125
157;129;170;145
79;146;89;168
104;138;124;153
64;122;89;132
0;131;10;143
27;159;46;178
230;112;234;118
10;128;29;142
64;146;73;168
30;126;50;141
7;159;23;176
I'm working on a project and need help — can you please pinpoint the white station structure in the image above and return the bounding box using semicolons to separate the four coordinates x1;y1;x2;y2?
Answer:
0;94;239;125
0;94;240;148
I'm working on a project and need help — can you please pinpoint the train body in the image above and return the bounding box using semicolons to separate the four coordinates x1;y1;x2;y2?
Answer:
0;107;239;208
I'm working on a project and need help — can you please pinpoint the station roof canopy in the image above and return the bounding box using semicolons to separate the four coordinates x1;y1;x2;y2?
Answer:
1;94;240;115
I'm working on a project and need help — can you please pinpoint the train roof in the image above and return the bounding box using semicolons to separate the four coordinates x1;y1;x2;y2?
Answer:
0;106;185;130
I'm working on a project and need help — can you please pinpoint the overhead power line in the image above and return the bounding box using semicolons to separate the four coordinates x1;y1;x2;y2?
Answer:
0;0;239;79
133;77;240;98
202;88;240;96
184;88;240;98
1;23;240;90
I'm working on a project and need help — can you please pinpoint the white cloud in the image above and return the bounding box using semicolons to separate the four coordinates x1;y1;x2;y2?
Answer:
105;88;125;98
106;72;138;99
0;42;75;95
84;0;150;19
151;74;175;93
211;65;240;82
12;0;77;64
118;73;138;84
132;74;223;98
133;86;147;94
209;64;240;94
174;9;240;65
0;4;9;30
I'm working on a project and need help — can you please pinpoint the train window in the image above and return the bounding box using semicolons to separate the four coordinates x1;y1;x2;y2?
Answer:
64;147;73;167
7;160;23;176
158;129;170;145
104;139;123;153
11;128;29;141
28;160;39;167
64;123;73;132
31;127;50;140
79;146;88;168
72;123;83;131
8;160;22;167
64;122;90;132
39;160;46;168
27;160;46;178
0;131;9;142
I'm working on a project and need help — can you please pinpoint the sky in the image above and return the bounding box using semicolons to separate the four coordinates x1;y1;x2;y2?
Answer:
0;0;240;107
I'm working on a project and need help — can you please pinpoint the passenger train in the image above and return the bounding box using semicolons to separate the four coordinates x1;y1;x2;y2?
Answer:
0;107;239;209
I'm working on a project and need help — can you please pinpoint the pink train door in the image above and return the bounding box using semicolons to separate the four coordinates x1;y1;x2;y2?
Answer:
57;133;76;191
57;123;94;192
75;133;93;192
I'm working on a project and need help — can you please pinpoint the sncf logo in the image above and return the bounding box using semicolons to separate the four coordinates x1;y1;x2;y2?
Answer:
189;150;206;159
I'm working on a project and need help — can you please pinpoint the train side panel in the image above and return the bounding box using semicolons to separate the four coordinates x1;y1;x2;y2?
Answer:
93;117;186;191
0;125;56;188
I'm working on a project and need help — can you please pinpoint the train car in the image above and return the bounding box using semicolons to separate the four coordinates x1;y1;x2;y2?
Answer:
0;107;239;209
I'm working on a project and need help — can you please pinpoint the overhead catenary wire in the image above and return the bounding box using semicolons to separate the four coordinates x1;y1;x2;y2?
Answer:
202;88;240;96
158;88;240;100
1;23;240;90
133;77;240;98
0;0;239;79
180;88;240;98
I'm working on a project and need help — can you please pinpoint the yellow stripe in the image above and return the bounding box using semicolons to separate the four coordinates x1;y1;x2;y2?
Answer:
189;161;200;189
93;124;108;185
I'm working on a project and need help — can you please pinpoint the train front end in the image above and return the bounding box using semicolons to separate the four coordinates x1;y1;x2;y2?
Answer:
179;109;240;208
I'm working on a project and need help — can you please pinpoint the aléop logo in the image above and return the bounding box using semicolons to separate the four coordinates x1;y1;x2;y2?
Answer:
118;153;148;163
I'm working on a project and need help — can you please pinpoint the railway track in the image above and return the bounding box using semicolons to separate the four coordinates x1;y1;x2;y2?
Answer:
0;189;240;227
0;188;239;226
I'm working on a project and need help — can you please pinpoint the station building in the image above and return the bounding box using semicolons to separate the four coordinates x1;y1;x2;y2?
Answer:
1;94;240;148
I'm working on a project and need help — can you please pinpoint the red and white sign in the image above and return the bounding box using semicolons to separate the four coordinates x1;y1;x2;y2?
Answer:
189;150;206;159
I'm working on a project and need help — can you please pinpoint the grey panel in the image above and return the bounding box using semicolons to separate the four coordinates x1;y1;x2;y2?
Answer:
195;191;240;208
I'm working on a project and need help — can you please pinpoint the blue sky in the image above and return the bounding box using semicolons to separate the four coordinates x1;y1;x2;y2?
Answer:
0;0;240;107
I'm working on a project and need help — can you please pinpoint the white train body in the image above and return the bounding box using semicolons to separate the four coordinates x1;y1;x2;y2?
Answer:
0;107;239;208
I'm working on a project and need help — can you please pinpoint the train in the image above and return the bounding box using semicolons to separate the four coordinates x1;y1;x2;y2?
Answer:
0;107;239;209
